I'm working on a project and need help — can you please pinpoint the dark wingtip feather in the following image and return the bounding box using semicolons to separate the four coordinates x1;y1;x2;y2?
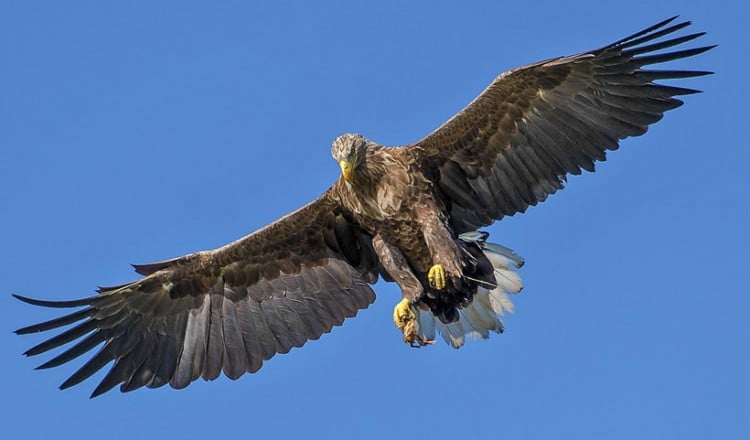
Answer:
618;21;693;51
635;45;717;67
58;345;113;392
677;88;702;95
15;308;93;335
623;32;708;58
13;293;95;309
636;69;714;81
613;16;681;46
23;319;98;357
33;331;105;369
90;372;120;398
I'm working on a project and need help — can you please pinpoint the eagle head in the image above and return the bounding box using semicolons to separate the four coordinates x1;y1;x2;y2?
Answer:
331;133;368;183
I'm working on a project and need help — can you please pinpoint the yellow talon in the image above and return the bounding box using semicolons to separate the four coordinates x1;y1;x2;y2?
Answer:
393;297;415;331
428;264;446;290
393;297;435;347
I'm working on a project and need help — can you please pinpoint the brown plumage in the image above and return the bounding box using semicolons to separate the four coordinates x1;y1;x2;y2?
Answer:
15;17;713;396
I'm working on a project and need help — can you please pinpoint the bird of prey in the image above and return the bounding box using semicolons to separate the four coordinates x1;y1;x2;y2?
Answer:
15;17;713;397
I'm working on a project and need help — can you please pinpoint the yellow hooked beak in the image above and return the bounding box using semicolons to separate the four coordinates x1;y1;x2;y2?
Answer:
339;160;353;183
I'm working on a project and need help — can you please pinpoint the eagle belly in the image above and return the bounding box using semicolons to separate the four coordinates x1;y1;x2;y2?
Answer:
416;232;524;348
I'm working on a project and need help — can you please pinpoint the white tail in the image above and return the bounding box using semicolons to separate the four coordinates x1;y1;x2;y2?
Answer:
416;234;524;348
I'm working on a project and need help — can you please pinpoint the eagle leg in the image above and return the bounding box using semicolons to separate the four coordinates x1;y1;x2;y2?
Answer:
419;212;463;288
372;234;435;346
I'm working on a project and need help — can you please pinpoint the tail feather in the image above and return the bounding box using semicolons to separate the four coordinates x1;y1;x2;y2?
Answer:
481;241;525;268
465;297;499;333
458;304;490;340
416;309;436;341
473;288;495;315
417;232;524;348
488;288;515;315
440;320;466;348
494;267;523;297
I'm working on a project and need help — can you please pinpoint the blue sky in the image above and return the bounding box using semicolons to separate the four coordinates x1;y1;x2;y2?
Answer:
1;1;746;439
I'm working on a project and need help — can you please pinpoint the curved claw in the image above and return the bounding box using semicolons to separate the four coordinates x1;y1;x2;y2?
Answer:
393;298;416;330
392;298;435;347
428;264;446;290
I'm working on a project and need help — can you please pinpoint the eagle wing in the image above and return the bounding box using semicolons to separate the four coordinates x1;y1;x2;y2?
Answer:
15;189;379;397
406;17;713;233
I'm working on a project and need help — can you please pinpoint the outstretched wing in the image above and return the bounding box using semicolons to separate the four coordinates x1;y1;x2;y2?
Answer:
15;190;379;397
407;17;714;233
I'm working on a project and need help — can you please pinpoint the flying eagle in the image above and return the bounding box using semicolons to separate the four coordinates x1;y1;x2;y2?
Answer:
15;17;713;397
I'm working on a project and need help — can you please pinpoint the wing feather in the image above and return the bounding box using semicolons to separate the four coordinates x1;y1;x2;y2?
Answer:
235;298;264;374
205;288;226;380
14;191;379;397
408;17;713;232
221;292;248;380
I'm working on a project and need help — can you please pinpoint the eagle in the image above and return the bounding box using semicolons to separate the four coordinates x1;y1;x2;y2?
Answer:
15;17;713;397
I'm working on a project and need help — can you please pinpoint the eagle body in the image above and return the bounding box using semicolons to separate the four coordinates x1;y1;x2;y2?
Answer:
14;17;714;397
331;140;489;328
332;143;452;274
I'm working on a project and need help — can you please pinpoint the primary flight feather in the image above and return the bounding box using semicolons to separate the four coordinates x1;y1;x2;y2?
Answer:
15;17;714;397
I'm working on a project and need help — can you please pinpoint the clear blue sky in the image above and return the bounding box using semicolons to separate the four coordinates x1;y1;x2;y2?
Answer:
2;1;746;439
